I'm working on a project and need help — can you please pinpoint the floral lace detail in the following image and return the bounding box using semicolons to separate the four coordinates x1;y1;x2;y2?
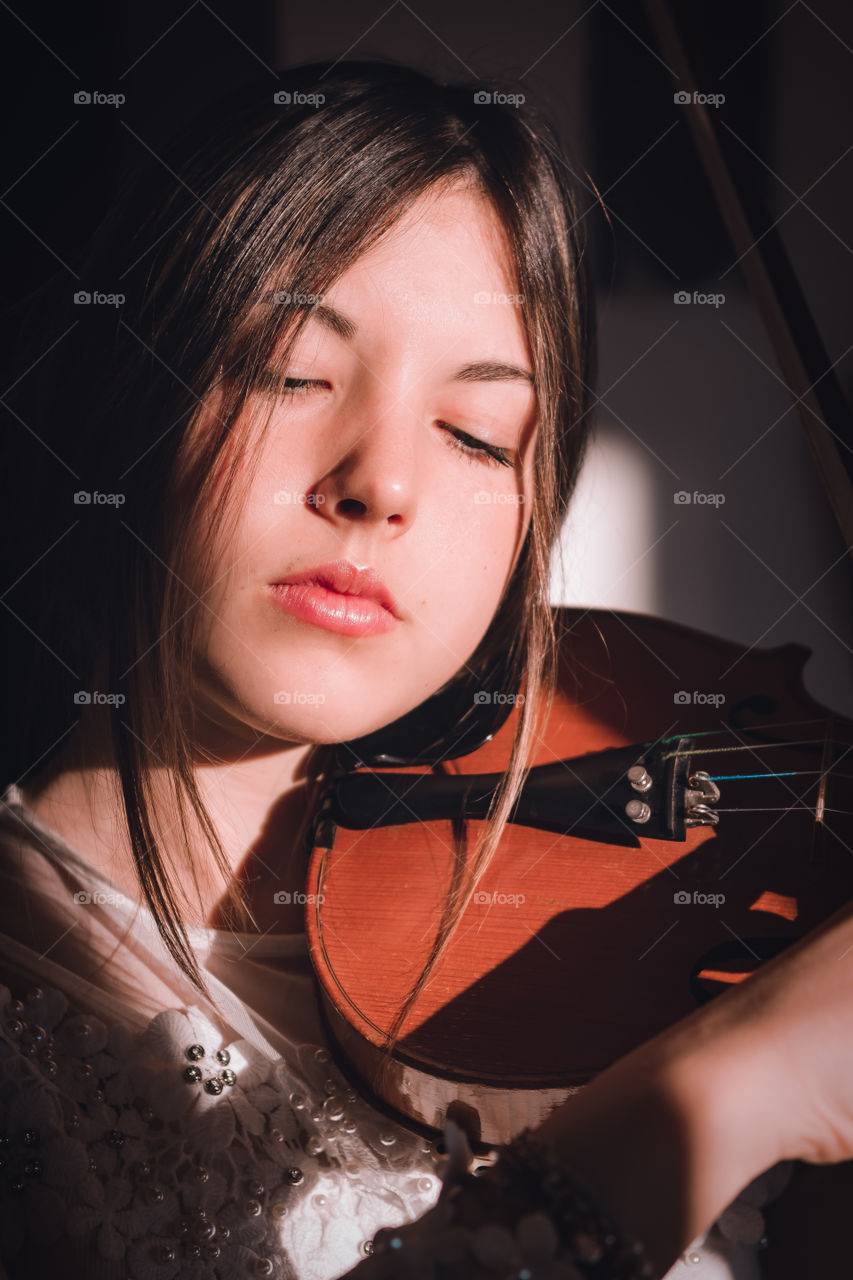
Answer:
0;979;442;1280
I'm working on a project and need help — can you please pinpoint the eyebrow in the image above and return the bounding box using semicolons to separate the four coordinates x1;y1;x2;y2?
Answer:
272;298;535;386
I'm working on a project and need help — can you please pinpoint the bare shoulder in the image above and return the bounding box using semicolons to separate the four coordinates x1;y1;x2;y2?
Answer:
16;767;137;901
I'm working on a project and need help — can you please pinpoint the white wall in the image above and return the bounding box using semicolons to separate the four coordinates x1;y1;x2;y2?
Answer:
550;291;853;717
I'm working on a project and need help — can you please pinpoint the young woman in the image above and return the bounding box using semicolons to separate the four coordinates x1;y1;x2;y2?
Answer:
2;58;853;1280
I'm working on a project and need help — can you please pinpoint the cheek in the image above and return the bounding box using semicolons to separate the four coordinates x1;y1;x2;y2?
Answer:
419;498;528;631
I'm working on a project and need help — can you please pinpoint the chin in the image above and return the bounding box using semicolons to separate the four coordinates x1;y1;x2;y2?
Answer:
259;696;398;747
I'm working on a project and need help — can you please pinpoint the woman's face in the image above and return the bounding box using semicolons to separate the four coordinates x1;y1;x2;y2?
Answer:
194;182;538;748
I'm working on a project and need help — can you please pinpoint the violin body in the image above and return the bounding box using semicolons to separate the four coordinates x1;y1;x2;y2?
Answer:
306;607;853;1149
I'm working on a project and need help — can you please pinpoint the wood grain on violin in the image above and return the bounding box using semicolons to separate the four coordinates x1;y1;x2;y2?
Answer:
306;608;853;1149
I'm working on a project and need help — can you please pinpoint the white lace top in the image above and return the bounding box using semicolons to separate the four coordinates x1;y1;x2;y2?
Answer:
0;783;791;1280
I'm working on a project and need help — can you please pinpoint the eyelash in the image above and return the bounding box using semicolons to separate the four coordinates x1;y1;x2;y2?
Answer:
253;374;515;469
439;424;514;468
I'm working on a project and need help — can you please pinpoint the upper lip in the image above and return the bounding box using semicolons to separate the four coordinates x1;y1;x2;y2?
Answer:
271;560;400;617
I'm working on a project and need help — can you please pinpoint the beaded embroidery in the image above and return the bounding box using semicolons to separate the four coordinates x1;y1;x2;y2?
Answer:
0;980;441;1279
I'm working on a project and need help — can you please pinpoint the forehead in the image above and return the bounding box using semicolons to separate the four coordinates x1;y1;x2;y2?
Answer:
319;182;528;356
354;180;517;273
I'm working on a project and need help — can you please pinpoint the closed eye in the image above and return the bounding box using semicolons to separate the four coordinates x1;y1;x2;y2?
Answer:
438;423;515;468
253;373;328;397
253;373;515;468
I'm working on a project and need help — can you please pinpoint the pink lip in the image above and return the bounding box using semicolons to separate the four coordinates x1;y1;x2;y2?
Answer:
268;560;400;637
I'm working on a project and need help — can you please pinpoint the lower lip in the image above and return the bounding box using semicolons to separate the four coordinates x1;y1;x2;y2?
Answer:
268;582;398;636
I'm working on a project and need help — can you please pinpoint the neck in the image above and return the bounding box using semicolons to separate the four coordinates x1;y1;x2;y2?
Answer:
20;709;324;932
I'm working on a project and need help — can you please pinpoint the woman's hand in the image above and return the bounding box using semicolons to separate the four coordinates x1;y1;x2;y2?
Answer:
533;895;853;1272
703;895;853;1168
628;894;853;1170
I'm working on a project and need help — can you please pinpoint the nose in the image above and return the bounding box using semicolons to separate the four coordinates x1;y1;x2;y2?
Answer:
312;390;420;532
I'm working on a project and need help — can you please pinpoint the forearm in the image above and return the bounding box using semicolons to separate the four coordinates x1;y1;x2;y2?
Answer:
515;901;853;1273
533;1024;779;1275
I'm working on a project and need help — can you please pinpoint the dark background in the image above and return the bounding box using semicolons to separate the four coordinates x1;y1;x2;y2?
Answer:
2;0;852;721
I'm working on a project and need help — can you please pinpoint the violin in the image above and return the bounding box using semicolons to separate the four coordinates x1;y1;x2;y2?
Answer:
305;606;853;1150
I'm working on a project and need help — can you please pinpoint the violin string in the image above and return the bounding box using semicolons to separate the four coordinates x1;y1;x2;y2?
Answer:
707;771;798;780
663;739;844;759
657;717;853;817
663;716;846;741
677;719;852;816
714;807;848;815
707;770;853;781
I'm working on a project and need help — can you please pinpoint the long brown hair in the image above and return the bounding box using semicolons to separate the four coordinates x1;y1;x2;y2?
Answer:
2;59;595;1009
